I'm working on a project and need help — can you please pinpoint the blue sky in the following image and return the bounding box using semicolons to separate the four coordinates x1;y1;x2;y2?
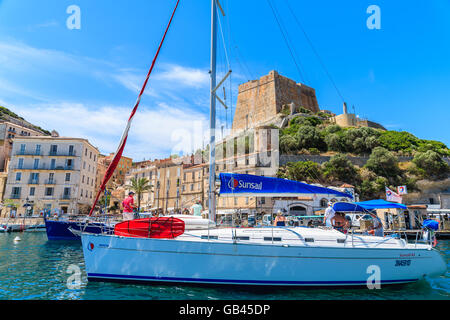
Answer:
0;0;449;161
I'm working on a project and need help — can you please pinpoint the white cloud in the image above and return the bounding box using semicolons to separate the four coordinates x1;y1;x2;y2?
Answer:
8;100;210;161
0;40;237;160
154;64;210;89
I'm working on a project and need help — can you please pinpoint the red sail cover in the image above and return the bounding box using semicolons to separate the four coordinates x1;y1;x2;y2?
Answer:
114;217;185;239
88;0;180;216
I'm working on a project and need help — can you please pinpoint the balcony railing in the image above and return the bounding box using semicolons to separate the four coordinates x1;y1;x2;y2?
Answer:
44;180;57;185
28;179;40;185
16;151;42;156
49;151;77;157
9;194;21;199
13;165;75;171
60;194;73;200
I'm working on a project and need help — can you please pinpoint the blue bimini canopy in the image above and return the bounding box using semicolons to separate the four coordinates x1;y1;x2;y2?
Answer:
332;202;369;213
219;173;353;199
355;199;407;210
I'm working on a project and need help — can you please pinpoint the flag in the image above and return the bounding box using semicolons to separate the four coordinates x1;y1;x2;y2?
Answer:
397;186;408;195
386;187;402;203
88;0;180;216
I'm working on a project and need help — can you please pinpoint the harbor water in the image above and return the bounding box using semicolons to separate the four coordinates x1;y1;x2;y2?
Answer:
0;232;448;300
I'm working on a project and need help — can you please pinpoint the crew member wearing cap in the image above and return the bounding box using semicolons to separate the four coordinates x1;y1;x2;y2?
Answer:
122;191;136;221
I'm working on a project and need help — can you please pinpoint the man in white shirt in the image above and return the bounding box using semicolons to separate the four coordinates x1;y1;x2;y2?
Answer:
323;202;336;227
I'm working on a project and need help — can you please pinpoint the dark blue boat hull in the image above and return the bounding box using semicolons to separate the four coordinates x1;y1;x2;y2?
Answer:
45;219;114;241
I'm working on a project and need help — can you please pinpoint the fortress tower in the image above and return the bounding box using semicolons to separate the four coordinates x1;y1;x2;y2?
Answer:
232;71;320;131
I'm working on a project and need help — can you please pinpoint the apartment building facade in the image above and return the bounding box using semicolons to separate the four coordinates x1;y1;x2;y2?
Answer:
95;153;133;193
4;136;99;216
181;164;207;211
119;127;280;215
0;121;47;172
125;162;158;211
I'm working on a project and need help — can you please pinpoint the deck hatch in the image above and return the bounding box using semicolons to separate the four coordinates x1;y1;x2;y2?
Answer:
264;237;282;242
234;236;250;241
201;235;219;240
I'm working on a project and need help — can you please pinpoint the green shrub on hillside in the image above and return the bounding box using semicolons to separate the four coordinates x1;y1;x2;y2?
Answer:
323;154;360;185
365;147;404;185
411;151;450;180
278;114;450;157
294;125;327;151
280;135;298;154
378;131;419;153
281;161;323;184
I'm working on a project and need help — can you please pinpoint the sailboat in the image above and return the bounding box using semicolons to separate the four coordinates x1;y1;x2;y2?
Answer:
80;0;446;286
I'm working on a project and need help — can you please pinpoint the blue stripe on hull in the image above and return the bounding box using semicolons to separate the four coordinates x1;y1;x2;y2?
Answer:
87;273;418;286
45;220;113;241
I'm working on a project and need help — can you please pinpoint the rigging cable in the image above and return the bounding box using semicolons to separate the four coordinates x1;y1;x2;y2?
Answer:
284;0;345;103
266;0;306;83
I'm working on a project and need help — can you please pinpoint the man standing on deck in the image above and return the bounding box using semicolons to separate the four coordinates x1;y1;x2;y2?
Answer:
122;192;136;221
323;202;336;228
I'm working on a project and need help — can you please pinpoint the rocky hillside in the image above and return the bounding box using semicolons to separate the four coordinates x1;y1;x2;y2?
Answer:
0;106;51;135
276;113;450;200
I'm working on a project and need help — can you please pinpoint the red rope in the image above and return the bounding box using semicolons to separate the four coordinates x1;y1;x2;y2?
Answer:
88;0;181;217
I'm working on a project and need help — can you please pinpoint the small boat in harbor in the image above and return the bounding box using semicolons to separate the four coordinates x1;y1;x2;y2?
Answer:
44;216;116;241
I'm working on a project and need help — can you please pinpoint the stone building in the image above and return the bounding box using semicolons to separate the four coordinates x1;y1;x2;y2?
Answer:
4;136;99;216
331;103;386;130
99;153;133;187
180;163;208;212
125;158;184;213
124;162;158;211
0;121;47;172
232;70;320;131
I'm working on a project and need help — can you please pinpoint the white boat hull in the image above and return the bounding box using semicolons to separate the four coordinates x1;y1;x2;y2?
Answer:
81;228;446;287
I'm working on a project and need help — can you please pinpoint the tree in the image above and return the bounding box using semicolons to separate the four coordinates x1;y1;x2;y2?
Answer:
365;147;403;183
322;154;360;185
282;161;323;184
411;151;450;180
295;125;326;151
342;127;380;155
280;135;298;154
417;140;450;156
127;178;152;212
324;133;345;152
378;131;419;153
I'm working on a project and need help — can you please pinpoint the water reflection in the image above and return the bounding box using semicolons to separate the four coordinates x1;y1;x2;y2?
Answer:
0;233;448;300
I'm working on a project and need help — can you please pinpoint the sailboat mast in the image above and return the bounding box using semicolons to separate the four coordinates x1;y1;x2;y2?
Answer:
208;0;218;222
